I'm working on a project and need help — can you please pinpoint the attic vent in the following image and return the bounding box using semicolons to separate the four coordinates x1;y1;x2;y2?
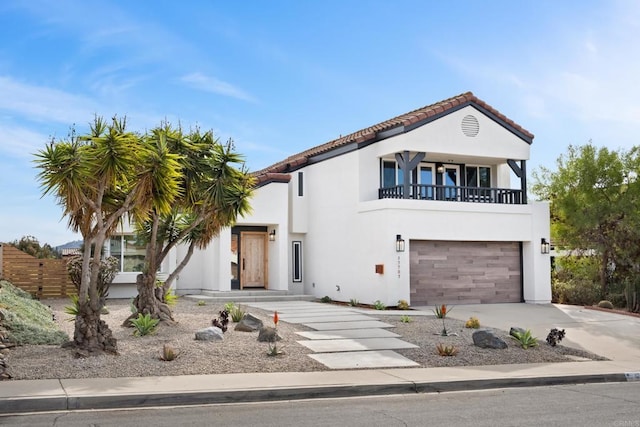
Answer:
461;115;479;137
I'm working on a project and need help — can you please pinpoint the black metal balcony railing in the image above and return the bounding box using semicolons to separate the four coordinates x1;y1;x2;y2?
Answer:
378;184;524;205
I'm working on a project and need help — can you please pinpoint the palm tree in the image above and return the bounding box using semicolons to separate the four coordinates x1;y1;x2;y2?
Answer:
127;125;254;324
34;116;181;354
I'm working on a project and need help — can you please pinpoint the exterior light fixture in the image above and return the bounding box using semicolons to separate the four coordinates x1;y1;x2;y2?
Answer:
269;229;276;242
541;238;550;254
396;234;405;252
436;163;445;174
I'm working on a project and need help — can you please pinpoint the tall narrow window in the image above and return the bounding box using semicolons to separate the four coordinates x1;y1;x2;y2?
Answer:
298;172;304;196
382;160;397;188
292;241;302;282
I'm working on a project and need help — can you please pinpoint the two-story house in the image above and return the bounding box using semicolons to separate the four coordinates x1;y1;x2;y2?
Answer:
160;92;551;306
108;92;551;306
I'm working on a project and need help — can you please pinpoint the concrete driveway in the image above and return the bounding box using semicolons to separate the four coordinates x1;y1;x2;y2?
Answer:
414;303;640;362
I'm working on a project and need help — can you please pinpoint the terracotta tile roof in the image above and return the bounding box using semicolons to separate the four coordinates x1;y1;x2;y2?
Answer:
252;91;533;181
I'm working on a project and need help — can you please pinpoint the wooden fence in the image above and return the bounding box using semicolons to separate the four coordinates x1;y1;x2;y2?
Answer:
0;243;73;299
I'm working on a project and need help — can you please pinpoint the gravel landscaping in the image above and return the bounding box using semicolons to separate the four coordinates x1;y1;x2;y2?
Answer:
4;298;606;380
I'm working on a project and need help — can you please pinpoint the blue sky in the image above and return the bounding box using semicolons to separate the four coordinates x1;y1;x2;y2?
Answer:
1;1;639;246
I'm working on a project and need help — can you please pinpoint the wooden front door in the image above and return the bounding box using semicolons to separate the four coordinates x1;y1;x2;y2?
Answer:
240;232;268;289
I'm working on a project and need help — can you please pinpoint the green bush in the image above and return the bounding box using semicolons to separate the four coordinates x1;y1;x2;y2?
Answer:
400;315;411;323
348;298;359;307
510;329;538;349
130;313;160;336
597;300;614;309
320;296;332;303
373;300;386;310
605;293;627;308
552;279;601;305
229;305;245;322
0;280;68;345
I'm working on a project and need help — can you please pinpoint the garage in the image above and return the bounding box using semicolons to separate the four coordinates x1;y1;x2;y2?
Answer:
409;240;522;305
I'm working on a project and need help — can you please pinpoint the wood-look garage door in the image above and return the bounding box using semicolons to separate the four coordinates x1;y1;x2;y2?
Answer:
410;241;522;305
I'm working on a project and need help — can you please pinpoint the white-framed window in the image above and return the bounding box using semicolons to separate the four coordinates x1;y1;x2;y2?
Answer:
108;234;146;273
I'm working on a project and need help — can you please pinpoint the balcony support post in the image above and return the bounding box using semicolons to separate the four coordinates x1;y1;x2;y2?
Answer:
394;151;425;199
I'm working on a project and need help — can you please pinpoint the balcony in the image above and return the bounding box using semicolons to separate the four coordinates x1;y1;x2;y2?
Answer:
378;184;525;205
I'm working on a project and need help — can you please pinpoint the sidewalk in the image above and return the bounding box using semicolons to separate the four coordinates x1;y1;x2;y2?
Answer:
3;361;639;414
2;302;640;414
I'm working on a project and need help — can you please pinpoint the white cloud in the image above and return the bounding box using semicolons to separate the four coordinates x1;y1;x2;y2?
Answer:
0;123;50;159
181;72;257;103
0;76;99;124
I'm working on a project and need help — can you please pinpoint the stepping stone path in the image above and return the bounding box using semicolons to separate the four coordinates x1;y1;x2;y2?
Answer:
246;301;420;369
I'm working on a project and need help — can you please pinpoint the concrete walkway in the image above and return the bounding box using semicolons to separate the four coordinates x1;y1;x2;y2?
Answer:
246;301;419;369
2;302;640;415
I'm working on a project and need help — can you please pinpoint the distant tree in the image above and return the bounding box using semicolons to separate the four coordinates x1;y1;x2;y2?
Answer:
34;116;182;355
125;124;253;324
532;143;640;297
10;235;61;259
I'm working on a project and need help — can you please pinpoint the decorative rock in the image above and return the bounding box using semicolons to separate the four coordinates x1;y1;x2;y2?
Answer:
195;326;224;341
257;326;281;342
235;313;264;332
509;327;527;338
472;329;508;349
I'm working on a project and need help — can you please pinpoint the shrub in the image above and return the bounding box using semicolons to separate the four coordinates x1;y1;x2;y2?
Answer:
400;315;411;323
605;293;627;309
164;289;178;306
436;343;458;356
229;305;245;323
196;300;206;306
396;299;410;310
159;344;179;361
130;313;160;336
320;296;332;303
373;300;386;310
63;294;80;320
349;298;359;307
224;301;236;312
212;310;230;332
546;328;566;346
0;280;68;345
552;280;601;306
510;329;538;349
597;300;614;309
465;316;480;329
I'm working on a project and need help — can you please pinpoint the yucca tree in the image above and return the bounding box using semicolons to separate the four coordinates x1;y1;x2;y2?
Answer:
126;125;254;324
34;116;182;354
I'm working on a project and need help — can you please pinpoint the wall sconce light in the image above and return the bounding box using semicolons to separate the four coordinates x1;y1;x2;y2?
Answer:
269;229;276;241
436;163;445;174
541;238;550;254
396;234;405;252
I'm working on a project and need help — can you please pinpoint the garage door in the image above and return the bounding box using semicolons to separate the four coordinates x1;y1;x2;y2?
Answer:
410;240;522;305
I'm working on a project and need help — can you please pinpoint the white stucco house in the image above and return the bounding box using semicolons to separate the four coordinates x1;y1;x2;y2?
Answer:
107;92;551;306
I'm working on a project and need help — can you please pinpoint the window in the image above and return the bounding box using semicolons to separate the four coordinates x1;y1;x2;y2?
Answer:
108;235;146;272
382;160;398;187
465;166;491;188
298;172;304;196
292;241;302;282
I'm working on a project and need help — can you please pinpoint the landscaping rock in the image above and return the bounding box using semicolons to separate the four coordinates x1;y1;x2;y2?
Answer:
195;326;224;341
472;329;507;349
235;313;264;332
509;327;527;338
257;326;281;342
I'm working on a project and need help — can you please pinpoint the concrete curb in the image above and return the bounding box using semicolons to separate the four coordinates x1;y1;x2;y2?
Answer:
1;372;631;415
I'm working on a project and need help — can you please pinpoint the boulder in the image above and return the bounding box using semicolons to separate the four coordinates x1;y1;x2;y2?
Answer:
195;326;224;341
235;313;264;332
509;327;527;338
472;329;507;349
257;326;282;342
